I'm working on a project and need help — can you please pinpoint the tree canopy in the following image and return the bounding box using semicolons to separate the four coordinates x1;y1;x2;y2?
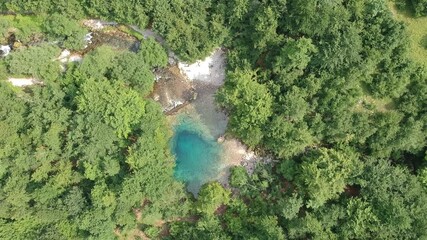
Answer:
1;0;427;239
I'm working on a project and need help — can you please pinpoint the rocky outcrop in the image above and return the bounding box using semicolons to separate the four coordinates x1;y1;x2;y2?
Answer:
150;66;196;113
0;45;11;57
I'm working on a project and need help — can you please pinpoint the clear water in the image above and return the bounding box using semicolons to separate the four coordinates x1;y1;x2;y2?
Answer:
172;116;222;195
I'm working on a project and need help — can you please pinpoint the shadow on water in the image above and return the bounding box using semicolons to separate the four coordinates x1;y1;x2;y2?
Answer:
171;115;222;195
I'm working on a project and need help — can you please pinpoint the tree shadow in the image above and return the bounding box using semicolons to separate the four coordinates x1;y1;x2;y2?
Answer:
421;34;427;50
393;0;416;18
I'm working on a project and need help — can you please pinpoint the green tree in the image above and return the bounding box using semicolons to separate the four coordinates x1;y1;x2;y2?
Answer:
76;79;145;138
76;46;116;80
412;0;427;16
280;194;303;220
270;37;316;87
217;69;273;147
229;166;249;188
111;51;155;96
43;14;88;50
6;44;61;82
339;198;379;239
358;158;427;238
137;38;168;68
264;117;314;158
196;182;231;216
298;148;361;209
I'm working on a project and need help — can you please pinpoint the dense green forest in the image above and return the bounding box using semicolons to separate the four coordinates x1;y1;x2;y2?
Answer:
1;0;427;239
0;40;192;238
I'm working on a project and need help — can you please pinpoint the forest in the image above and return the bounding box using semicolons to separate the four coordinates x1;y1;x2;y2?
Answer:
1;0;427;239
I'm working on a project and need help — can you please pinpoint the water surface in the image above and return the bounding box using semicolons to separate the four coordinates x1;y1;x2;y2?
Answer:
172;116;222;195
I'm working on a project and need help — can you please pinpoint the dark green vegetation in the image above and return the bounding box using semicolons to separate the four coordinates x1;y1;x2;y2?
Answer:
395;0;427;16
0;33;191;238
1;0;427;239
0;14;87;51
0;0;227;62
207;0;427;239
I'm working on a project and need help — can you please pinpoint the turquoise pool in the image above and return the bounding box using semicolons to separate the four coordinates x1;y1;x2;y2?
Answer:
171;116;222;195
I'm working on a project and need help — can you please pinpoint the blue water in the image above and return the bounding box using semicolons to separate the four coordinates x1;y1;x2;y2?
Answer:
172;116;221;195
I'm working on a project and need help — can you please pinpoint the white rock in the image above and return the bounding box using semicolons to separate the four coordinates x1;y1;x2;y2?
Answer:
57;49;71;63
155;74;162;82
84;33;93;48
83;20;108;30
0;45;11;57
8;78;39;87
69;54;83;63
178;48;226;86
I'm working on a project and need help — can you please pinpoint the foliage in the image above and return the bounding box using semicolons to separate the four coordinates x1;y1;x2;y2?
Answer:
229;166;249;188
0;15;44;43
6;43;61;82
76;79;146;139
43;14;88;50
0;42;188;239
151;0;228;62
137;38;168;68
412;0;427;16
76;43;167;96
196;182;230;216
1;0;427;239
76;45;116;80
297;148;361;209
357;158;427;238
217;69;273;147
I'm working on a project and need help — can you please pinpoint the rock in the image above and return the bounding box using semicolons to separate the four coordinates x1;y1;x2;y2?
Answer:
57;49;71;63
0;45;11;57
177;48;226;86
150;66;193;113
12;41;22;49
69;54;83;63
168;57;176;65
8;77;40;87
82;19;115;30
84;33;93;48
